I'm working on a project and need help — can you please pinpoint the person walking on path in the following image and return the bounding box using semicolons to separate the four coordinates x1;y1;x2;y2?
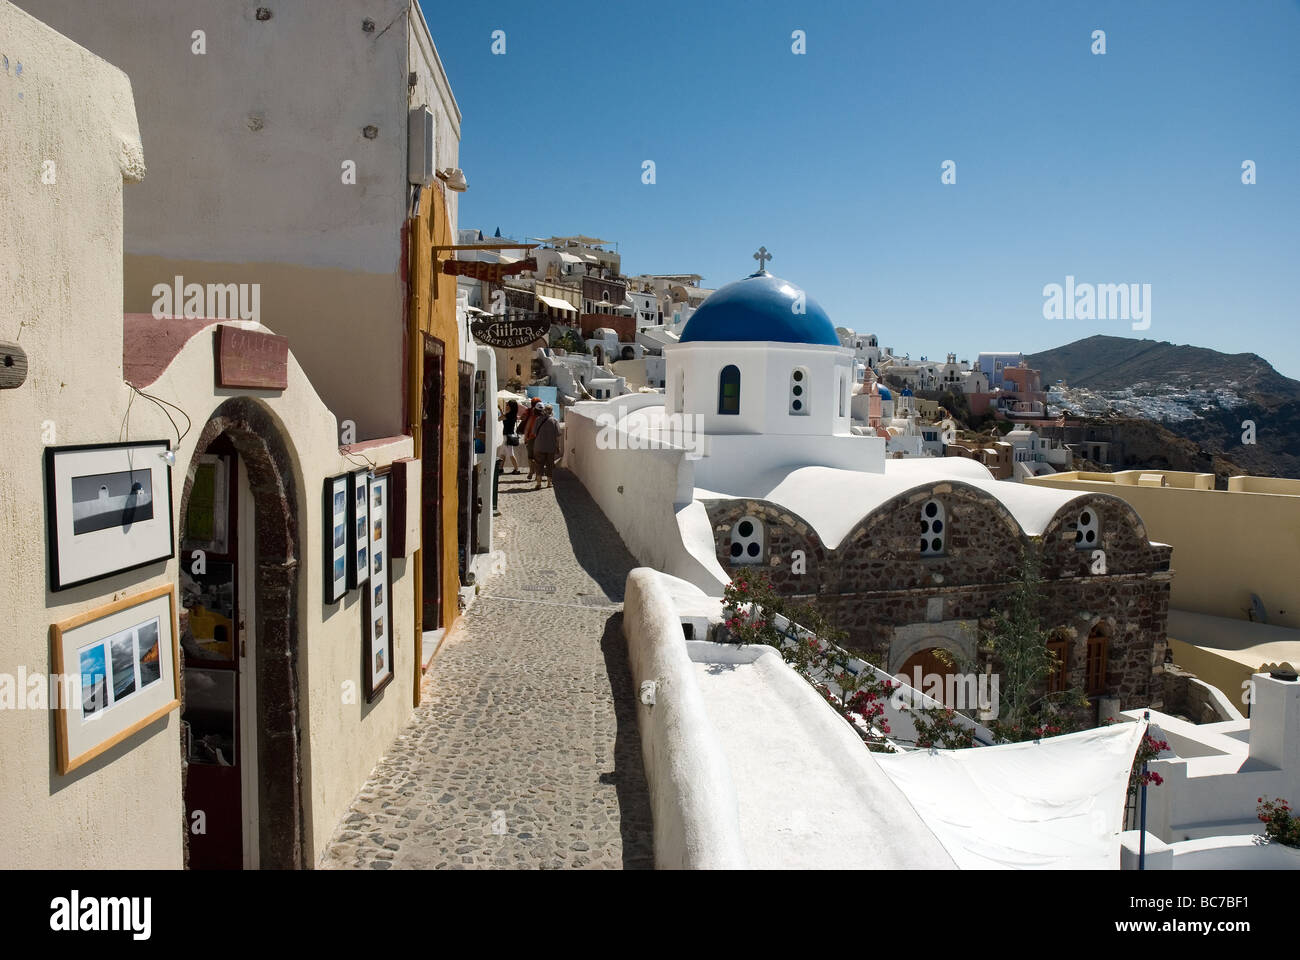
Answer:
522;396;544;480
499;399;524;473
533;404;561;489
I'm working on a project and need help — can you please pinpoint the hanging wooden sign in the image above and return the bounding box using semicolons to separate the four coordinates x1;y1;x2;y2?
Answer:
442;258;537;283
470;315;550;348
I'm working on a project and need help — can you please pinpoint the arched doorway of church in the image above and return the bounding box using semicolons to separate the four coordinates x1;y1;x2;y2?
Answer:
897;647;959;707
176;398;303;869
593;345;604;366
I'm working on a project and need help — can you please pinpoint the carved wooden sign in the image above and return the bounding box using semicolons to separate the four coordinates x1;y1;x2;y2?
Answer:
442;258;537;283
470;316;550;348
0;340;28;390
214;325;288;390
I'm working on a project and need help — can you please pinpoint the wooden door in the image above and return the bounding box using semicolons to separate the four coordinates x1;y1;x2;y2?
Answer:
898;648;957;707
421;338;444;629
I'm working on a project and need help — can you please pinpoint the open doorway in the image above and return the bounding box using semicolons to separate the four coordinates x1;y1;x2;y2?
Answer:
177;399;303;869
179;438;257;868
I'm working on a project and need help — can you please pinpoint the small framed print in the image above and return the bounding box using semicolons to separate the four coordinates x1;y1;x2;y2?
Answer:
50;584;181;774
363;471;393;701
348;469;370;589
45;441;176;591
324;474;349;603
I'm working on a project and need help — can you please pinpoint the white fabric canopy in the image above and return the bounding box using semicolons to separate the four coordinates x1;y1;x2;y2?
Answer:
877;721;1146;869
536;294;577;313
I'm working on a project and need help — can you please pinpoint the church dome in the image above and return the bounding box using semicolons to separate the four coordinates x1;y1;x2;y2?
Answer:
679;272;839;346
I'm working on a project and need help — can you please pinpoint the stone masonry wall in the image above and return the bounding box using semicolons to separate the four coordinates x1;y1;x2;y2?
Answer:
705;482;1172;714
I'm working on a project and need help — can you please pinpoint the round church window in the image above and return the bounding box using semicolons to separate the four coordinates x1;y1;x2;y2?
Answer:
1075;508;1100;551
920;499;946;556
730;515;764;566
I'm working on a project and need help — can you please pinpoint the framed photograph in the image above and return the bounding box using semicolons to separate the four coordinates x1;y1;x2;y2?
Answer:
50;584;181;774
363;472;393;701
324;474;348;603
348;469;371;589
45;441;176;591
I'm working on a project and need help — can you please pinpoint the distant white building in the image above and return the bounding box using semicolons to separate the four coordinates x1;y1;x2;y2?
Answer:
1005;426;1072;480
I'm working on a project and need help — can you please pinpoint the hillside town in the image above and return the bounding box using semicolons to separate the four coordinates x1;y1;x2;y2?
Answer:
1;0;1297;895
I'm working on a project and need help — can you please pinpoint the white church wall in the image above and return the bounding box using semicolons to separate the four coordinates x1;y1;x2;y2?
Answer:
665;342;854;438
691;434;886;491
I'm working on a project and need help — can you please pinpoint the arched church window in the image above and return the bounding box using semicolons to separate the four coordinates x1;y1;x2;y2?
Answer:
718;365;741;415
729;516;764;564
1075;508;1099;549
1046;635;1070;693
789;367;809;416
1085;623;1110;694
920;499;945;556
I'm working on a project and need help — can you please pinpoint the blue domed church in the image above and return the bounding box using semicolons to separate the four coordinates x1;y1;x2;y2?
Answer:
569;255;1171;717
663;265;880;489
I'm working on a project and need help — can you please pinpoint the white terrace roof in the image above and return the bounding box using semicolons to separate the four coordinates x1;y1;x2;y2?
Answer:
695;457;1090;550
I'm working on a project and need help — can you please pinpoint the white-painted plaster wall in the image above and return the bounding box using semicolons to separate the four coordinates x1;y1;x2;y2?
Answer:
1;1;163;868
664;341;854;437
1;6;420;866
1119;675;1300;844
17;0;462;441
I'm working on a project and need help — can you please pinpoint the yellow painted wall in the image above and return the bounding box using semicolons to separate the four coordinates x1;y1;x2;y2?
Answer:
409;182;462;634
124;256;405;442
1026;471;1300;629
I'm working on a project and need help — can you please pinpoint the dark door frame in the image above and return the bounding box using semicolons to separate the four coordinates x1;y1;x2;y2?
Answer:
421;336;445;630
178;397;303;869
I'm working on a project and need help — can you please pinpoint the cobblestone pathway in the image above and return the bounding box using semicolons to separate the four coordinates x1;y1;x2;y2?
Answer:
320;467;655;869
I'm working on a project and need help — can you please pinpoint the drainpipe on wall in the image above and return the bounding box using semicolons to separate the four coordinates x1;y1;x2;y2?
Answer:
408;184;424;707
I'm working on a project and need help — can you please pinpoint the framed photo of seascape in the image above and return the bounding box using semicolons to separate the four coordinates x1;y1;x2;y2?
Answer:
348;469;371;590
45;441;176;591
363;471;393;701
50;584;181;774
324;473;349;603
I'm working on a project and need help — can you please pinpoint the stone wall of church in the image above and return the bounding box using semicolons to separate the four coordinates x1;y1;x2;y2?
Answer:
703;483;1173;714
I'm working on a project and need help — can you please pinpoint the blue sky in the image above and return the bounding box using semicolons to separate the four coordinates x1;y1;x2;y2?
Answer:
424;0;1300;378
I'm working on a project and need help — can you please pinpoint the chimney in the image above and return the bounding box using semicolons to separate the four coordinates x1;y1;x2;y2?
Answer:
1248;671;1300;774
